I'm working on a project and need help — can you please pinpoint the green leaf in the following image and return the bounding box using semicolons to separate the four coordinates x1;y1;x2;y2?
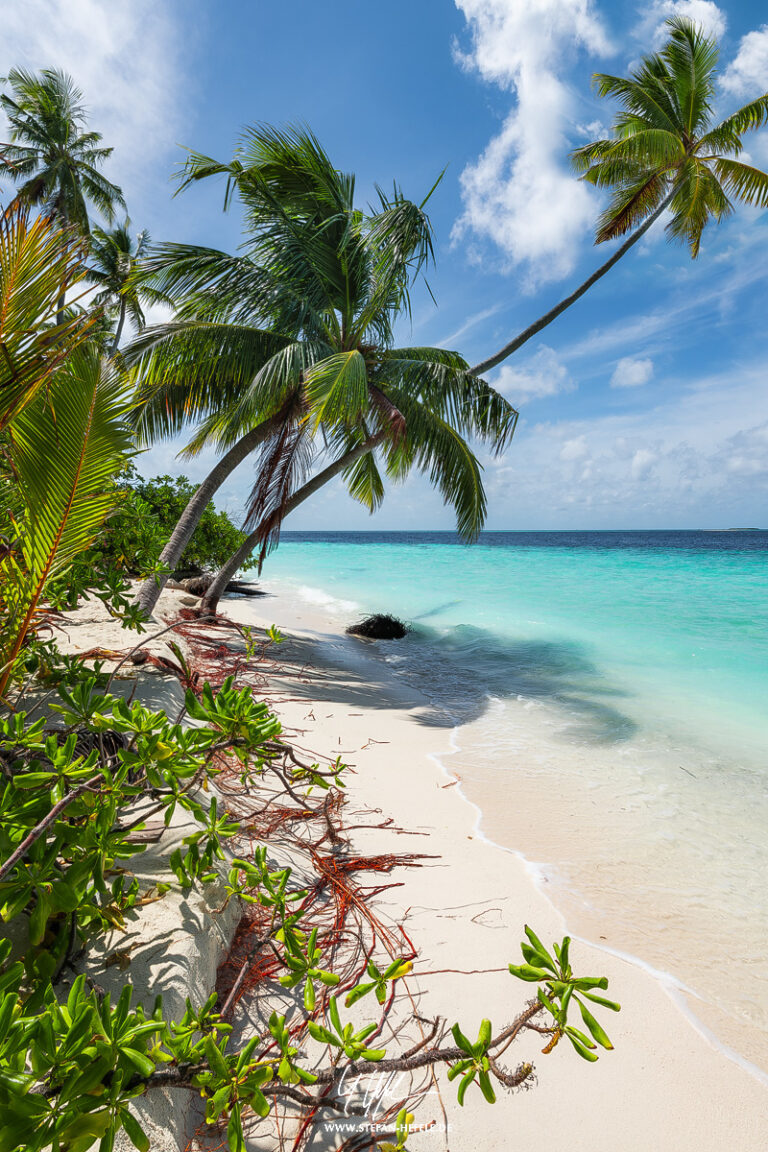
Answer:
477;1019;492;1051
566;1031;600;1062
477;1069;496;1104
227;1104;247;1151
328;996;342;1036
121;1110;150;1152
205;1035;231;1081
457;1068;475;1107
508;963;551;982
345;981;376;1007
307;1021;337;1046
251;1089;271;1119
304;350;369;430
523;926;557;970
576;998;614;1050
580;990;621;1012
121;1048;156;1078
451;1023;474;1053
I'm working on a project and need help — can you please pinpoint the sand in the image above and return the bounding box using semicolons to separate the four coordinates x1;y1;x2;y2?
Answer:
55;584;768;1150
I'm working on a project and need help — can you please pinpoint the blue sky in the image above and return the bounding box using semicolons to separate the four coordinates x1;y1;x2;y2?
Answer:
4;0;768;529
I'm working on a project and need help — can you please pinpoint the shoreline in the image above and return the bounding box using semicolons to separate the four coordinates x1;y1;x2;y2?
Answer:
249;571;768;1072
438;729;768;1090
218;582;768;1148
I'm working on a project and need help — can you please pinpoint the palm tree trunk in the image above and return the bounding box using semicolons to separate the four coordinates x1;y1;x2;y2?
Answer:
200;433;385;614
468;192;675;376
134;410;291;619
110;299;127;357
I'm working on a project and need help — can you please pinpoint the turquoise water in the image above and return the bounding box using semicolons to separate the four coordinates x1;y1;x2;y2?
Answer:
261;530;768;760
248;531;768;1052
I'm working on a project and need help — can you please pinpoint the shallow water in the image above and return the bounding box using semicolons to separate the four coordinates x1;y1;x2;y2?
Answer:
252;531;768;1058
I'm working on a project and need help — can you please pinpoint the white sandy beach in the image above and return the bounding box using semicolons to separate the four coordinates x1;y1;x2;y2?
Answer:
58;584;768;1151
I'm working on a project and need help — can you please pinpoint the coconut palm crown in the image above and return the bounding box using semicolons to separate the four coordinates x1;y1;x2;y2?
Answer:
85;221;168;354
129;126;517;555
572;16;768;257
0;68;124;233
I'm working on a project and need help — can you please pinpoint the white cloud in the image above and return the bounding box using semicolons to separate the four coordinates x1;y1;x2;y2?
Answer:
641;1;727;46
481;362;768;527
560;435;589;460
611;356;654;388
630;447;657;479
722;25;768;97
452;0;611;287
492;345;575;403
0;0;189;212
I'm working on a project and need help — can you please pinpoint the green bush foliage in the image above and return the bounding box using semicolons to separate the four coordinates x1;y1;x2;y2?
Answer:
88;468;256;579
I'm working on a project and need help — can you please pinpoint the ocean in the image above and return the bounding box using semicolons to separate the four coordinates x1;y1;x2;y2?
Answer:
253;530;768;1064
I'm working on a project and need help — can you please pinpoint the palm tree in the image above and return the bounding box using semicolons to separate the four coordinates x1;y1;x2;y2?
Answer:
471;16;768;376
128;126;517;618
0;68;125;234
85;222;167;354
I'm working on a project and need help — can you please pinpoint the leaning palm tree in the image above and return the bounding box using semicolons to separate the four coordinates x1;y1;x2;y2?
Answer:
0;69;124;234
85;221;167;354
128;126;517;618
472;16;768;375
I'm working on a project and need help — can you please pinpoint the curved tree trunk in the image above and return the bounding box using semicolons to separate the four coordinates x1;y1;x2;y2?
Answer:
468;192;675;377
110;299;127;357
134;410;289;619
200;433;385;614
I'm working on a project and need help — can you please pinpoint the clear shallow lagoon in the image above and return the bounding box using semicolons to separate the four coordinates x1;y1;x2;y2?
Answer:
254;531;768;1058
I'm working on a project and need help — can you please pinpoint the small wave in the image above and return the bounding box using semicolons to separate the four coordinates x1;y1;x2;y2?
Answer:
295;584;360;615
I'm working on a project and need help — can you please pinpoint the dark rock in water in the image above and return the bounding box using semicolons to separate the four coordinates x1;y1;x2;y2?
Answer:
346;614;408;640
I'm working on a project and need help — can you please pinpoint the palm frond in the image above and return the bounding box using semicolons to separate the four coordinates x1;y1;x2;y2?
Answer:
712;157;768;208
304;351;369;430
383;388;487;541
128;321;291;443
0;204;92;429
0;346;132;696
666;160;732;255
242;420;314;561
595;169;670;241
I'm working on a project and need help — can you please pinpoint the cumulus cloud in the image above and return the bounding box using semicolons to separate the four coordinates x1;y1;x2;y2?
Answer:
479;363;768;527
452;0;611;287
722;25;768;97
492;345;575;403
610;356;654;388
0;0;189;208
640;1;727;45
560;435;589;460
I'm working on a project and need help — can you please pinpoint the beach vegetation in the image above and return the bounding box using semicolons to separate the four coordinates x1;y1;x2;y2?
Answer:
81;468;257;580
0;204;135;700
0;655;619;1151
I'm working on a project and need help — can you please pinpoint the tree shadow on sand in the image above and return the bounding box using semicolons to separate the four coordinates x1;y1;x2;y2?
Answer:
262;622;638;745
